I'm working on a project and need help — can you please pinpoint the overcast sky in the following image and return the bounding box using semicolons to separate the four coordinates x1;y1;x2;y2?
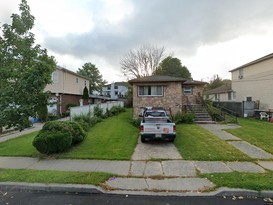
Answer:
1;0;273;82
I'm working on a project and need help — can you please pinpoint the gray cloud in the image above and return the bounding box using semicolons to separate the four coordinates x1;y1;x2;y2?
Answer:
44;0;273;69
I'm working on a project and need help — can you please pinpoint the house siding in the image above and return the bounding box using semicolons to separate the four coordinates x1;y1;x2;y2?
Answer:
231;57;273;110
132;82;182;118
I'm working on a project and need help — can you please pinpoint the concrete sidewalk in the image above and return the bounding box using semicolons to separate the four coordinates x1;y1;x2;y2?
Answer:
1;122;273;194
1;156;273;192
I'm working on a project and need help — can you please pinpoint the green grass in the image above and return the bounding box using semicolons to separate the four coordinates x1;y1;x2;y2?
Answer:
0;131;38;157
0;109;139;160
0;169;112;185
174;124;251;161
201;171;273;191
58;109;139;160
225;118;273;154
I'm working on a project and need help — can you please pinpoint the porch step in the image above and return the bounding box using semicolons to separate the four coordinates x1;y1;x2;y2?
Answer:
188;104;215;124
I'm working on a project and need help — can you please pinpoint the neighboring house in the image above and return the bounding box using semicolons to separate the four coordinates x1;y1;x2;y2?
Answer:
45;66;90;115
229;53;273;111
204;82;234;102
102;82;129;99
128;75;206;118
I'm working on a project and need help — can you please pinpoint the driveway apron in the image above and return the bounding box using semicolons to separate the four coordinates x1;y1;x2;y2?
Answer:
131;137;182;160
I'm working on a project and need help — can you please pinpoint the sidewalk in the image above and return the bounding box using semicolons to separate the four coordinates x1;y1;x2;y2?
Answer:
0;156;273;193
1;122;273;195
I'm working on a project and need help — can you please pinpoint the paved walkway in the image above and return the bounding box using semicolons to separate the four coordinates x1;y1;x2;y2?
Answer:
200;124;273;159
1;122;273;193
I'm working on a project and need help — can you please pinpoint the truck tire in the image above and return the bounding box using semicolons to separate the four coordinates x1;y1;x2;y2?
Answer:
141;136;146;143
169;138;174;142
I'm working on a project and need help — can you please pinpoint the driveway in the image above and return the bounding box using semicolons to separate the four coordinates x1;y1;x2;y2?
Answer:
131;137;182;160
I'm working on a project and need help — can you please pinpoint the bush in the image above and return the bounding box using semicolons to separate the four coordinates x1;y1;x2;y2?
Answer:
94;105;104;118
174;112;195;124
68;121;87;144
131;118;141;128
32;121;87;154
104;108;113;118
32;130;72;154
110;106;126;115
76;119;90;132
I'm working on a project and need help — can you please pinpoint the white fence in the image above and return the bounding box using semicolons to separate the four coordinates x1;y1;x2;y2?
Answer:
70;101;124;119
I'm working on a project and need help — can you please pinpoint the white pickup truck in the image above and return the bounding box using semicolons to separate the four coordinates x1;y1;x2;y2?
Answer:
139;108;176;143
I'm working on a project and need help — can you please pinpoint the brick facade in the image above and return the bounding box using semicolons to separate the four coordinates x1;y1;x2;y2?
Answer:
132;82;183;118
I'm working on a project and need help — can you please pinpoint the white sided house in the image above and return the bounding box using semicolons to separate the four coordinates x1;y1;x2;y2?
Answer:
229;53;273;111
102;82;128;99
45;66;90;115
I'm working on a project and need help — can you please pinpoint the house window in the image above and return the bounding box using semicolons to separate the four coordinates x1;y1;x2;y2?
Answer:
246;97;252;102
183;86;192;95
114;85;118;89
76;78;79;83
215;94;219;101
107;86;111;90
228;92;232;101
52;71;58;84
138;85;163;96
239;68;244;79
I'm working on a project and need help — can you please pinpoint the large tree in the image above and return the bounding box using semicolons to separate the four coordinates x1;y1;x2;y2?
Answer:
121;44;165;79
155;56;192;79
0;0;56;130
77;62;107;94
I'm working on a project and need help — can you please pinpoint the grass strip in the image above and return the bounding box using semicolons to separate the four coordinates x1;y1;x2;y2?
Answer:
201;171;273;191
225;118;273;155
174;124;251;161
0;169;113;186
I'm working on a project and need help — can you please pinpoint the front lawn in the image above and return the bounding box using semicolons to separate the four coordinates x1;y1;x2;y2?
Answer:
174;124;251;161
225;118;273;154
201;171;273;191
0;109;139;160
0;169;112;185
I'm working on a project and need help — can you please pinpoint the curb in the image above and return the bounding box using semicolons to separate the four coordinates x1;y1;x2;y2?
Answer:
1;182;273;197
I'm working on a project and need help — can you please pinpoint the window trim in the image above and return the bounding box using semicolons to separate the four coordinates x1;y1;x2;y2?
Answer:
138;85;164;97
183;86;193;95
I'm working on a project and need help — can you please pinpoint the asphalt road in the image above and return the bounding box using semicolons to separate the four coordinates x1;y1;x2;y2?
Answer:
0;190;268;205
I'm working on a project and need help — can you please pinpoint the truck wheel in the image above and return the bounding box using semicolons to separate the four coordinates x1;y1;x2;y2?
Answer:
169;138;174;142
141;136;146;143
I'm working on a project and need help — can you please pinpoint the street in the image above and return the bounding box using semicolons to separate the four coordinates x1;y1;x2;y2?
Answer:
0;190;268;205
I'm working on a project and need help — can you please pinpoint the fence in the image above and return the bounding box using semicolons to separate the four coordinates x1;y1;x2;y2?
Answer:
70;101;124;119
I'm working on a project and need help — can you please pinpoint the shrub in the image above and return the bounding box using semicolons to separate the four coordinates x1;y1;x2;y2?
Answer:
94;105;104;118
131;118;141;128
32;130;72;154
110;106;126;115
76;119;90;132
32;121;87;154
68;121;87;144
89;116;103;127
174;112;195;124
104;108;113;118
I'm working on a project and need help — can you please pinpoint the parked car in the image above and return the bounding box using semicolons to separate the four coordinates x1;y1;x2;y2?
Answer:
139;107;176;143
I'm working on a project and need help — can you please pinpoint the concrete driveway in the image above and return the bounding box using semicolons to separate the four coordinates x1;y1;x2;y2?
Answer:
131;137;182;160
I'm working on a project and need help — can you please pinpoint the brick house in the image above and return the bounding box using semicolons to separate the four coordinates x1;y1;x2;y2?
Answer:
128;75;206;118
45;66;90;115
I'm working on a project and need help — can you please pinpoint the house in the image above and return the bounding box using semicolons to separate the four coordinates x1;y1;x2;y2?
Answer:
102;82;129;99
204;81;234;102
128;75;206;118
229;53;273;111
45;66;90;115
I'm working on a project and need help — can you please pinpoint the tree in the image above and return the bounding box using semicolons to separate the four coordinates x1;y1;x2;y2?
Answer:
82;86;89;99
0;0;56;130
155;56;192;79
77;62;107;94
205;75;229;90
121;44;165;79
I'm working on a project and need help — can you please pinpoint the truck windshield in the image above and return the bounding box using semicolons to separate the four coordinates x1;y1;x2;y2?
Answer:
145;111;166;117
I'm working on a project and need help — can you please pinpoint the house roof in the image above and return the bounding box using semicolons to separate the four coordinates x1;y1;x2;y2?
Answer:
183;80;207;85
128;75;188;84
229;53;273;72
57;66;91;81
205;83;232;95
